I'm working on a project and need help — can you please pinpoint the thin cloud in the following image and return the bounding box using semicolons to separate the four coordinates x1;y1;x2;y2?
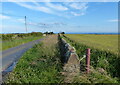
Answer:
17;18;25;23
10;1;89;17
69;2;88;10
108;19;119;22
0;14;11;19
14;2;54;14
46;2;68;11
71;12;85;16
64;2;88;16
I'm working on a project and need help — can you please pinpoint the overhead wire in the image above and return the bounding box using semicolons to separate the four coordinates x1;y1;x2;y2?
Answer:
1;12;66;31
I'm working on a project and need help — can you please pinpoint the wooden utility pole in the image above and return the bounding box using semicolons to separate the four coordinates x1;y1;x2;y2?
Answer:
25;16;27;33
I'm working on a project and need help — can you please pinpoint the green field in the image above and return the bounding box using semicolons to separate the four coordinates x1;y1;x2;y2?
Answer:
65;34;118;54
1;36;43;51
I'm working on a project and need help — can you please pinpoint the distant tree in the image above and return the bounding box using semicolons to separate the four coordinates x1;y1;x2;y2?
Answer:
61;32;65;34
44;31;48;34
49;32;54;34
44;32;54;35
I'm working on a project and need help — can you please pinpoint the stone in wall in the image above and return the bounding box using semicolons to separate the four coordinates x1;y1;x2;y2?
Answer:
62;39;80;73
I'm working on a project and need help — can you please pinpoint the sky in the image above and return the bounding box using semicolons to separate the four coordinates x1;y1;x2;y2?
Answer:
0;2;118;33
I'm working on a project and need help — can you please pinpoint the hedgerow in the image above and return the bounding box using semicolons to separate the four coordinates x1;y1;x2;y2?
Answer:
2;32;43;41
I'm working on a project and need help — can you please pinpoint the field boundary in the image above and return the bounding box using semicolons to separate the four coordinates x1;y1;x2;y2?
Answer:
58;35;81;83
61;38;80;73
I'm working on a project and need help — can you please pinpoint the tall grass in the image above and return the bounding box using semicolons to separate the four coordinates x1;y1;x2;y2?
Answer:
5;35;63;83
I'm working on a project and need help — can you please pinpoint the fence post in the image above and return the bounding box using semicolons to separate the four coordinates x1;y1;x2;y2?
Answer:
86;48;90;74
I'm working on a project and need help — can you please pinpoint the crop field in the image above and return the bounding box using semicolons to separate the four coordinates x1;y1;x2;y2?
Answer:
5;35;63;83
65;34;118;54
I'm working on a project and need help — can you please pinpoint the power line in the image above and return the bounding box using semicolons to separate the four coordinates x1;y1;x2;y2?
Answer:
1;13;66;32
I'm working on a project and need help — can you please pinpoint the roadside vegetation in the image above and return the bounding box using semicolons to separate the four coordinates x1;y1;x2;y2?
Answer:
5;35;63;83
62;34;119;83
3;34;119;83
1;32;43;51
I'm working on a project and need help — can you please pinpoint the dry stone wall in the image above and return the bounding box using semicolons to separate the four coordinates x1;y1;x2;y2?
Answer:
62;38;80;73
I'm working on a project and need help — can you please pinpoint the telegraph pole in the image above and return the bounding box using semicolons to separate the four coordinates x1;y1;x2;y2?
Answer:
25;16;27;33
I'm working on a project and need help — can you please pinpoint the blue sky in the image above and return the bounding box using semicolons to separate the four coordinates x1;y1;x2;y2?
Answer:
1;2;118;33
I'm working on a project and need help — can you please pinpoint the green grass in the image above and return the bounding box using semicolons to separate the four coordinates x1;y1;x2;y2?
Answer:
5;35;63;83
1;36;43;51
65;34;118;54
